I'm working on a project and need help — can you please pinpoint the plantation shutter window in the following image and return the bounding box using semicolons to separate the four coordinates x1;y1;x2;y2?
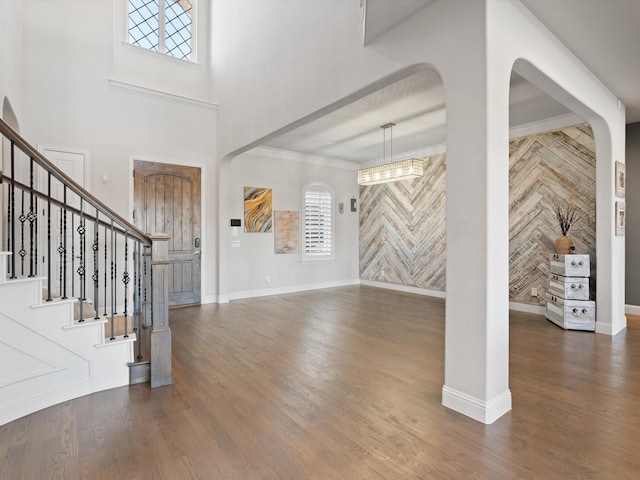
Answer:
303;187;334;261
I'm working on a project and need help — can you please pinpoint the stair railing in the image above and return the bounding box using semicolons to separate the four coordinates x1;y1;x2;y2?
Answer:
0;118;171;387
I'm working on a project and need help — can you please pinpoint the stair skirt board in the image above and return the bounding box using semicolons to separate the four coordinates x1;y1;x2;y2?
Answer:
0;274;136;426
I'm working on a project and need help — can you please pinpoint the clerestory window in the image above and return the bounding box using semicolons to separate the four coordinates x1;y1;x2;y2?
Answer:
128;0;195;62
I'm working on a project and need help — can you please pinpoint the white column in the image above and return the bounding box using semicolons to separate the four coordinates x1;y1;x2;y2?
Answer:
593;116;627;336
441;26;512;423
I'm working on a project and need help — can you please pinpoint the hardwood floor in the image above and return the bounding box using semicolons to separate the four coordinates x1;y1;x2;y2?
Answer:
2;285;640;479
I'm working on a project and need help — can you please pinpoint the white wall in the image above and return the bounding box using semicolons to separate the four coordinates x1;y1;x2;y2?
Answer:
20;0;218;300
227;148;359;298
0;0;23;122
0;1;24;279
625;122;640;307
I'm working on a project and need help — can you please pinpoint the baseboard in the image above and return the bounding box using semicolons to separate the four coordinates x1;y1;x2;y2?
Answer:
509;301;545;315
359;283;546;316
442;385;512;424
595;315;627;336
202;295;218;305
359;280;446;298
625;304;640;315
229;279;360;301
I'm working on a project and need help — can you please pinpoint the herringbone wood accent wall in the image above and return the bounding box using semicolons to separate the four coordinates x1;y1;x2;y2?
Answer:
360;153;447;290
509;125;596;304
359;125;596;306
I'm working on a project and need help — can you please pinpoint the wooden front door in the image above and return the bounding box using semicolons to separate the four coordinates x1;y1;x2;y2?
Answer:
133;161;201;306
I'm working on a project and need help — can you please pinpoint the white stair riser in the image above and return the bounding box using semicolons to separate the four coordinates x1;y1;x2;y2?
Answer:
0;274;134;426
0;278;45;318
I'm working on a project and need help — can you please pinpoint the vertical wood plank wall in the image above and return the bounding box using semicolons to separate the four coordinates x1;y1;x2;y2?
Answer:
359;125;596;306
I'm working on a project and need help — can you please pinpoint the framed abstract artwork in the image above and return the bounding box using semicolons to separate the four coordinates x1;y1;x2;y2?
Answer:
244;186;273;233
615;161;626;198
616;201;626;236
274;210;299;254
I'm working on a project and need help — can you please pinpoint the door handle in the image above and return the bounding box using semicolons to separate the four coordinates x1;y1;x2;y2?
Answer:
193;251;201;256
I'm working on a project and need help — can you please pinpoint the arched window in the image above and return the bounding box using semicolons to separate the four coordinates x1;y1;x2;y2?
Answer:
128;0;195;61
302;184;334;262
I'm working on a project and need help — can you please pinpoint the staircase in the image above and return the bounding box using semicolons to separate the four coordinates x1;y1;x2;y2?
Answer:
0;252;135;425
0;119;171;427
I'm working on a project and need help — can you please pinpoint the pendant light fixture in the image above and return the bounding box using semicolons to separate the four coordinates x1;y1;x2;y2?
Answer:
357;123;424;186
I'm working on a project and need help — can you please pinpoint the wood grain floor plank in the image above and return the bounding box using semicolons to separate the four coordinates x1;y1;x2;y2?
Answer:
2;286;640;478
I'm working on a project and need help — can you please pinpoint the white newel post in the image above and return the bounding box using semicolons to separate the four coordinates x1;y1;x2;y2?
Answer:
150;233;172;388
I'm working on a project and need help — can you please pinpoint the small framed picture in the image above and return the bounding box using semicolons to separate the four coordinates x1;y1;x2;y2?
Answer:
615;161;626;198
616;201;626;236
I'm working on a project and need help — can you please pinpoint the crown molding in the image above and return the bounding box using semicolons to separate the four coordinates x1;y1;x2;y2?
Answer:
246;146;359;170
509;113;585;139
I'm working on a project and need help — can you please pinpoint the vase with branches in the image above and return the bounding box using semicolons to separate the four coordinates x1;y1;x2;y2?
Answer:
553;201;581;254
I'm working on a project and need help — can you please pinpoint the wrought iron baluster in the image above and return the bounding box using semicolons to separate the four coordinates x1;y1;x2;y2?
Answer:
110;219;115;340
93;210;99;319
144;246;149;328
135;240;143;360
114;236;118;314
58;206;63;292
28;158;35;277
5;201;8;259
133;240;138;333
5;200;7;256
71;214;75;298
19;190;26;276
5;163;9;255
104;225;107;317
77;199;85;321
34;193;38;277
123;231;130;338
9;141;15;279
82;202;87;299
46;172;52;301
62;186;67;298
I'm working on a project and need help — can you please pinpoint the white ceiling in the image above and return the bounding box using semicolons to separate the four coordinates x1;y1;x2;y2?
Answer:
263;0;640;164
521;0;640;124
362;0;436;45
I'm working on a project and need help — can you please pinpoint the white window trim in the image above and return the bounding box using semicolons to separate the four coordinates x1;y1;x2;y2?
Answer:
126;0;197;63
302;183;335;263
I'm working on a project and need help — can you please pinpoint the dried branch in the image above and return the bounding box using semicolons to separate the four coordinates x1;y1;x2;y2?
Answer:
553;201;581;236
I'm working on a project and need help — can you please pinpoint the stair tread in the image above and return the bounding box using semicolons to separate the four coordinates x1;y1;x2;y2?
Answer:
96;333;137;347
63;317;108;329
31;296;77;308
0;276;46;286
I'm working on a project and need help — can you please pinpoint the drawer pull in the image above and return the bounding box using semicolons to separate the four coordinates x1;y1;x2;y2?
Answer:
570;260;584;267
570;284;583;291
572;308;588;317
